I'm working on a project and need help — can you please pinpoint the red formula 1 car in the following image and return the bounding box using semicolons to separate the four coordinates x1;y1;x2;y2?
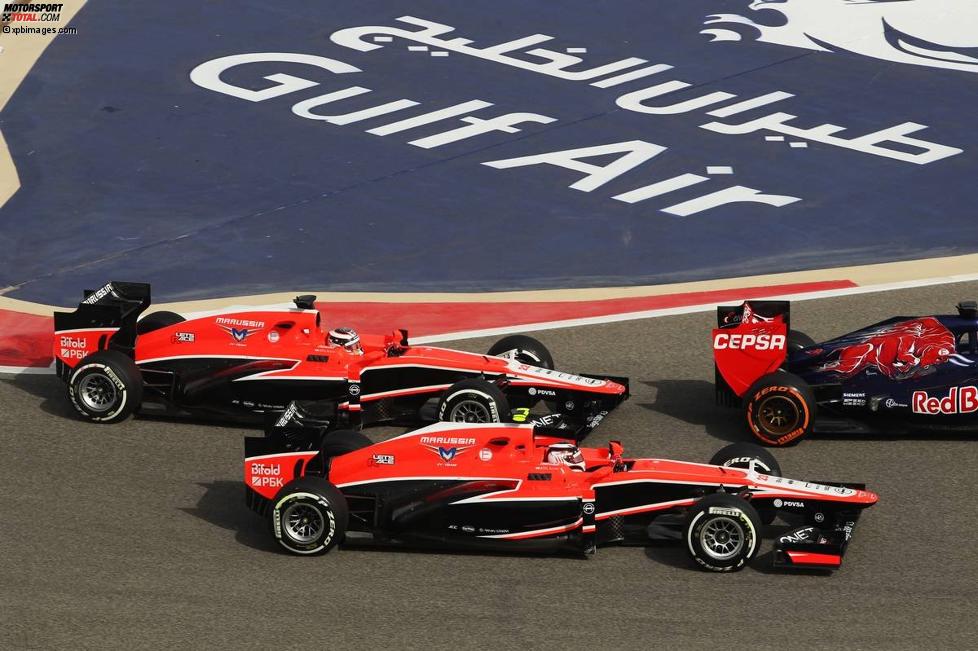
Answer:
244;422;877;572
714;299;978;445
53;282;628;437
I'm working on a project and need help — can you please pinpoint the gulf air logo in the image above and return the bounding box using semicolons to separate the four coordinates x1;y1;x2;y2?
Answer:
713;333;786;351
218;324;257;342
702;0;978;75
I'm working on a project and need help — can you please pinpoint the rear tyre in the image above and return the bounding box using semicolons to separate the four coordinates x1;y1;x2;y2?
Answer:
786;329;816;353
136;311;185;335
744;373;815;446
708;443;781;477
685;493;762;572
437;378;510;423
487;335;554;369
68;350;143;423
272;477;348;555
709;443;781;525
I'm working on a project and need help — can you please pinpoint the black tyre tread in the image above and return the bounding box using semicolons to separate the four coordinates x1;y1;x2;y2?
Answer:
68;350;143;424
136;311;185;335
708;442;782;476
437;378;510;423
487;335;555;369
786;329;816;352
321;429;373;458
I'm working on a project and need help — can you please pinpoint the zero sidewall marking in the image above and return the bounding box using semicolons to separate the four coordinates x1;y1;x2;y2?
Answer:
69;363;128;422
747;385;810;445
273;491;336;555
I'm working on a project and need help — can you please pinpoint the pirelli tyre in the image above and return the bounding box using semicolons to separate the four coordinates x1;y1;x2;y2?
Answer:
272;477;348;555
709;443;781;525
487;335;555;370
684;493;762;572
786;329;816;353
68;350;143;423
136;310;185;335
437;378;510;424
744;373;816;447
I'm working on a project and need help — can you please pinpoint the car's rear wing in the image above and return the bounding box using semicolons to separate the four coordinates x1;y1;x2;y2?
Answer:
713;300;790;404
52;281;151;379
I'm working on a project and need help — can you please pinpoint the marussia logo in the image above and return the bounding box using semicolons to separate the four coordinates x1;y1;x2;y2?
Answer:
423;444;473;462
912;386;978;415
218;324;257;342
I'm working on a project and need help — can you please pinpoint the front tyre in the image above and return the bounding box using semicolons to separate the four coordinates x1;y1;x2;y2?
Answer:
487;335;554;369
68;350;143;423
272;477;348;555
437;378;510;423
744;373;815;446
684;493;761;572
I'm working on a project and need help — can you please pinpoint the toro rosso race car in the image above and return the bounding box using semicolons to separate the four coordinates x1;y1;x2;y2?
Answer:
53;282;628;436
245;422;877;572
714;299;978;445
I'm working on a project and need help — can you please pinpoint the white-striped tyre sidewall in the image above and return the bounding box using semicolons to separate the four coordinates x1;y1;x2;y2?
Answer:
272;491;338;555
68;362;129;423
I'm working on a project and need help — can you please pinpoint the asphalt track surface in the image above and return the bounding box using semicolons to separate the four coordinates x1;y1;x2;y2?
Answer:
2;284;977;650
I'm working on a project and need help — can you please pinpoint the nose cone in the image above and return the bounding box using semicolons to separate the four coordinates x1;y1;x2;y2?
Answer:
858;490;879;505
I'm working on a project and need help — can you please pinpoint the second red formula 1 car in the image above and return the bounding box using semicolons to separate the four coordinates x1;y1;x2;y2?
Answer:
244;422;877;572
53;282;628;437
714;299;978;445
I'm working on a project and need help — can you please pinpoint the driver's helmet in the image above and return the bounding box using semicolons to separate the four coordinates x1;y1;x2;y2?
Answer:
328;327;362;354
545;443;585;472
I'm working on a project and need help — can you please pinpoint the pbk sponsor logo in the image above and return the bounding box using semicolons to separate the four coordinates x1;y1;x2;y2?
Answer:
59;335;91;360
713;333;786;351
912;386;978;415
249;462;284;488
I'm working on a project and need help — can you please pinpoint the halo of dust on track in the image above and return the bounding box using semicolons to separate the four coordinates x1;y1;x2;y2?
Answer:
1;282;976;650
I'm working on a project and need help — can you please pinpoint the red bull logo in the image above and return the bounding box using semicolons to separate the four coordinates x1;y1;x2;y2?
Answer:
912;387;978;415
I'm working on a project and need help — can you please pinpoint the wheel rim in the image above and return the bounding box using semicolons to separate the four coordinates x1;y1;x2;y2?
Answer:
700;516;745;561
757;395;800;435
449;399;493;423
77;373;118;413
282;502;326;544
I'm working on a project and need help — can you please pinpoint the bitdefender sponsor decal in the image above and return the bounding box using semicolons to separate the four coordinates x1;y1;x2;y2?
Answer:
912;386;978;415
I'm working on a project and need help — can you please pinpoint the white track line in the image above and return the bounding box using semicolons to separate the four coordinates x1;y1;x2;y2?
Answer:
6;272;978;375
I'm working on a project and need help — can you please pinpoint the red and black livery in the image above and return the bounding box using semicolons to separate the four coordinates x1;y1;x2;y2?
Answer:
53;282;628;437
245;421;877;572
713;299;978;445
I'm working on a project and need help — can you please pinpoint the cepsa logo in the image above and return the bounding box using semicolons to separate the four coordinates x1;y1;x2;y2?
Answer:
912;386;978;415
713;332;786;351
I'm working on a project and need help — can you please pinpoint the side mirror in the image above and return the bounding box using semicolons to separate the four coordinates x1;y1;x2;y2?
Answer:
294;294;317;310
